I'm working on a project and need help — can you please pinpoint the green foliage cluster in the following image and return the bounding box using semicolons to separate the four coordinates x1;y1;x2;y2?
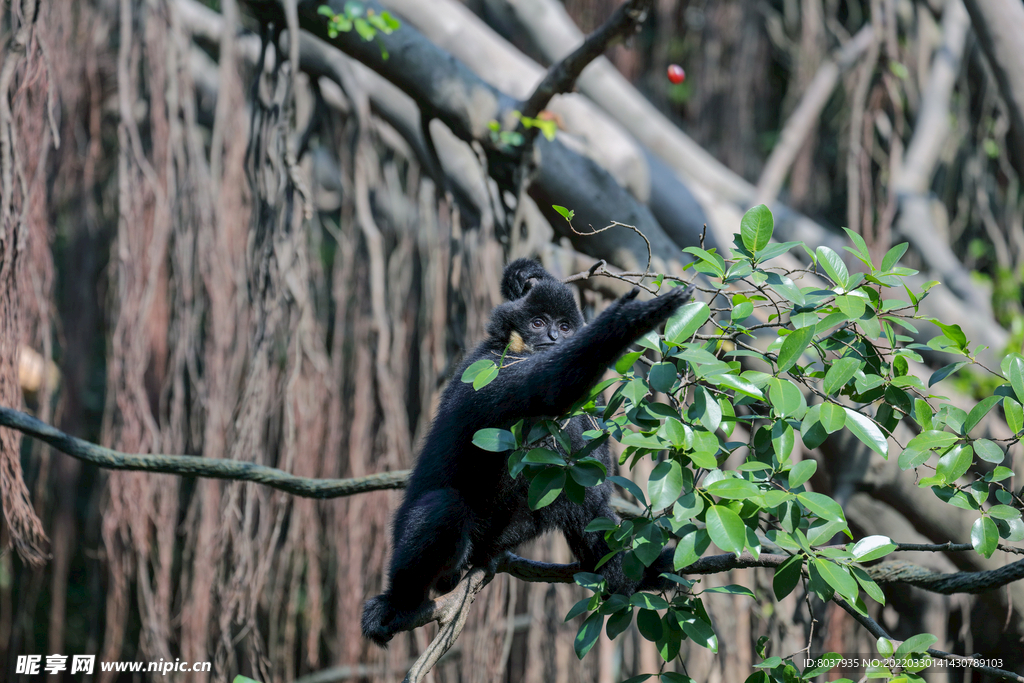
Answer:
317;2;399;57
463;205;1024;682
487;111;559;149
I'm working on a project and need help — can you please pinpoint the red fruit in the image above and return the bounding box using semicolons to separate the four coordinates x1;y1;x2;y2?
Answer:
667;64;686;85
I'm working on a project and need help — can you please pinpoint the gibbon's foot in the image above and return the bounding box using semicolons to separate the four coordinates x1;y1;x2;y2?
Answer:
361;593;424;647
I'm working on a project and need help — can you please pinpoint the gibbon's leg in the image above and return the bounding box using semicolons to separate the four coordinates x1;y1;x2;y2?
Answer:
362;488;472;646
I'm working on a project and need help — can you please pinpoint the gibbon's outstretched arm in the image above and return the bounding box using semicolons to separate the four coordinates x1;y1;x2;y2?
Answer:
487;285;693;422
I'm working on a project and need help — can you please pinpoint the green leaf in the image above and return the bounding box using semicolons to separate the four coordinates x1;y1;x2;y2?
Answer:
897;446;929;473
702;584;755;598
565;597;595;621
575;572;607;593
823;357;861;395
705;505;746;555
776;325;816;373
634;525;668;567
461;359;496;385
788;459;817;488
620;676;652;683
615;351;644;374
683;247;726;278
765;272;805;305
691;386;722;432
895;633;938;657
754;241;802;263
1004;397;1024;434
973;439;1004;464
740;204;774;252
552;205;574;221
570;460;607;487
800;405;828;449
732;300;754;320
971;516;998;558
769;378;806;418
473;428;517;452
630;593;669;611
673;526;711;569
661;417;691;449
880;242;909;271
965;396;1002;433
689;429;720;467
842;227;872;264
851;566;885;604
574;612;604;659
665;302;710;345
812;559;858;600
678;610;718;652
843;408;888;458
929;361;970;386
648;460;684;510
524;448;565;465
798;492;846;523
708;372;764;399
474;364;499;389
585;517;617;532
931;320;968;351
819;402;846;433
706;478;760;499
610;475;647;506
851;535;897;561
907;430;958;452
816;246;850;289
606;609;634;639
1009;357;1024;405
660;674;695;683
834;293;866;319
648;362;677;393
528;468;566;510
989;504;1021;520
773;555;803;599
636;608;663;641
806;517;848;546
935;445;972;485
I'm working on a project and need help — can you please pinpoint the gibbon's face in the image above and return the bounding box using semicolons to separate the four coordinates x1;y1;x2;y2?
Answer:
523;314;576;350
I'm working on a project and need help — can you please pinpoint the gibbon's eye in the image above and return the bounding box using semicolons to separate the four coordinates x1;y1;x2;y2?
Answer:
531;318;545;329
559;322;571;333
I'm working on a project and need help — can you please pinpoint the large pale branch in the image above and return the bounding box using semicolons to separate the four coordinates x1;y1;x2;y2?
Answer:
754;25;874;206
891;0;990;318
961;0;1024;179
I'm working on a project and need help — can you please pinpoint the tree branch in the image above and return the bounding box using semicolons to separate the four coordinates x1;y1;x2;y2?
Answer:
518;0;653;121
832;595;1024;682
0;406;408;498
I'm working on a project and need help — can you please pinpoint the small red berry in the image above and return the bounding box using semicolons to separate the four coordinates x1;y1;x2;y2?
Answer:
667;64;686;85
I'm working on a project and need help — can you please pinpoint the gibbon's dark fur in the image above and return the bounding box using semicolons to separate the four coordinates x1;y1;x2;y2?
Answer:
361;258;692;647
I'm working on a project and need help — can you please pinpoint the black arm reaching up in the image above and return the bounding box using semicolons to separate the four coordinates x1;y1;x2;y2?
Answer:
479;284;693;422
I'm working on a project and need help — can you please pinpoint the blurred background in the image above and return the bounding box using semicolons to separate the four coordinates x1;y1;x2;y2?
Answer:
1;0;1023;680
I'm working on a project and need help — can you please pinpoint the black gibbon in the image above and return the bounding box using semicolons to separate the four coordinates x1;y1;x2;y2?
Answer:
361;259;692;646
